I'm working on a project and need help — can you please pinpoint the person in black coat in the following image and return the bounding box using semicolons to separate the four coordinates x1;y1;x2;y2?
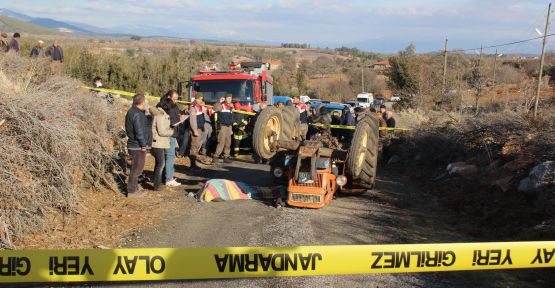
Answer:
125;94;151;197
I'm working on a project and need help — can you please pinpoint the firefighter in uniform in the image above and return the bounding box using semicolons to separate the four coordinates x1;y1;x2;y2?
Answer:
189;94;205;166
230;99;254;157
213;94;233;163
232;111;250;157
293;96;309;140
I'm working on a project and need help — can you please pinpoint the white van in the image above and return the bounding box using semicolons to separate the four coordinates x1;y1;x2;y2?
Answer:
356;93;373;108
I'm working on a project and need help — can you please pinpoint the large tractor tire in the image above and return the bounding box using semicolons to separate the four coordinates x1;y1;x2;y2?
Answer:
347;114;379;188
253;107;283;160
280;106;300;141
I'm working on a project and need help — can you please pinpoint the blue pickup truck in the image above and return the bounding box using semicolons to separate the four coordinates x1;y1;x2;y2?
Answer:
273;96;292;105
310;103;349;117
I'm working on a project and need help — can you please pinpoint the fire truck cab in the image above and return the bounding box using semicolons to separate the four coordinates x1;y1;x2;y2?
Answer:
186;62;274;112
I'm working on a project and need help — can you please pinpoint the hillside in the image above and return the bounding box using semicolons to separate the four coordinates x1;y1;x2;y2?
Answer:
0;15;60;35
30;18;92;34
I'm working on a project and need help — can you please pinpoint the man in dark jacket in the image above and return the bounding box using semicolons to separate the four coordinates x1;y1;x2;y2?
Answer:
30;40;45;57
125;94;151;197
341;107;356;126
341;106;356;143
9;33;20;54
46;40;64;75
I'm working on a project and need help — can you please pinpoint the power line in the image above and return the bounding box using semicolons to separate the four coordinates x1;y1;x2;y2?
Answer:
455;5;553;53
459;33;555;52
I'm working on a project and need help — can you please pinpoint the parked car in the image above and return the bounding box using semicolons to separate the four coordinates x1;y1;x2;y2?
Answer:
374;97;385;106
390;95;401;102
310;103;349;117
356;93;373;108
310;99;330;106
274;96;292;105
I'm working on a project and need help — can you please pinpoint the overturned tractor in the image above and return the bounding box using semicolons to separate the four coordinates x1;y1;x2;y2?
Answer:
253;106;379;208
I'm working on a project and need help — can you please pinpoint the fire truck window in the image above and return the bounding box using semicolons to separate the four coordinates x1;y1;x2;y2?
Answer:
194;80;253;105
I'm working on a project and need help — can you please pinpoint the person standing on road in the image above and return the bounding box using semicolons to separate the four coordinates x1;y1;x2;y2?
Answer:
285;100;293;107
189;94;205;167
178;104;191;157
125;94;151;197
158;90;183;187
341;106;356;143
0;33;9;53
213;94;233;163
30;40;45;57
231;107;250;158
379;104;396;128
46;40;64;75
149;105;174;191
293;96;309;140
373;107;388;137
8;33;21;54
341;106;356;126
200;102;213;156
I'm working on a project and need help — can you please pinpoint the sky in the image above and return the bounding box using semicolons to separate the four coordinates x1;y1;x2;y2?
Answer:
2;0;554;53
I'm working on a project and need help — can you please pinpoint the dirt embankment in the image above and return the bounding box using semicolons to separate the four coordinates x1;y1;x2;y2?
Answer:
385;106;555;241
0;53;128;249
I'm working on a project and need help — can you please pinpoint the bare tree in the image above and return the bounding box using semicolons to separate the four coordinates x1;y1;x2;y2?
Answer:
467;59;486;112
327;79;353;102
347;67;386;96
307;56;338;78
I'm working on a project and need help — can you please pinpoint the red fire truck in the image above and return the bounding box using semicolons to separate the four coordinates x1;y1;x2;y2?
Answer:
183;62;274;111
179;62;274;158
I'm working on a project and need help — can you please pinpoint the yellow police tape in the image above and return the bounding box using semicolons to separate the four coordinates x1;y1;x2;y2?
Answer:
82;86;411;129
0;241;553;283
309;123;411;131
81;86;257;116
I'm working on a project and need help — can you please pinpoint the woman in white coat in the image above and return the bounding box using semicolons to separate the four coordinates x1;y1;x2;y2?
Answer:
150;106;174;190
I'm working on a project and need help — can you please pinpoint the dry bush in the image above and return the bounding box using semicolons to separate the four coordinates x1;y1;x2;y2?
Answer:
495;65;523;85
394;108;430;129
388;107;555;168
0;53;122;248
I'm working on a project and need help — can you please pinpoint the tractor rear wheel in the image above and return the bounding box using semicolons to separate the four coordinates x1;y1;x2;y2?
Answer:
280;106;300;140
253;107;282;160
347;114;379;188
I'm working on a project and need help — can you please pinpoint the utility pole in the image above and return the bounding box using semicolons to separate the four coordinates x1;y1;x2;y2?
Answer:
492;48;498;103
534;2;552;118
361;63;365;93
478;45;483;66
475;45;483;112
442;38;448;95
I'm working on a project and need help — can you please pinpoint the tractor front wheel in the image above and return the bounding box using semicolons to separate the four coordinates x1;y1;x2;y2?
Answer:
347;115;379;188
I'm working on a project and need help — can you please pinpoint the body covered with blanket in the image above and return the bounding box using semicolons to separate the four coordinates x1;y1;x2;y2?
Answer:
198;179;287;202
